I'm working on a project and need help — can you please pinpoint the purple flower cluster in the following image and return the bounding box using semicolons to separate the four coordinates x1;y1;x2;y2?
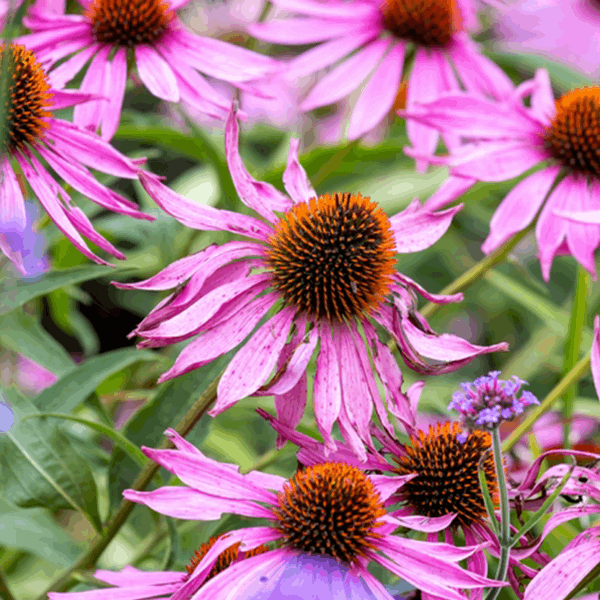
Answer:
449;371;539;432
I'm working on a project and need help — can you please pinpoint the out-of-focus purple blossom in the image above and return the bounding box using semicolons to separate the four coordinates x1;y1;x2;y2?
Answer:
0;202;47;277
0;399;15;432
449;371;539;432
592;315;600;400
16;355;58;394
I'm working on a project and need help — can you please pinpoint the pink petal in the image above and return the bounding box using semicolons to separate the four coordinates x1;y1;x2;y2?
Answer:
135;44;180;102
313;324;342;452
213;308;295;414
348;42;404;140
482;166;560;254
425;175;475;211
139;170;272;240
100;47;127;140
249;18;359;44
593;315;600;400
94;567;184;586
224;106;292;221
282;138;316;204
389;199;462;253
48;44;99;88
529;68;555;125
0;159;26;226
301;37;392;111
267;0;376;20
48;584;181;600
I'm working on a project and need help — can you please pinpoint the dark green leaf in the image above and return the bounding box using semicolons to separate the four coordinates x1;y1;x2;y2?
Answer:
0;389;102;532
34;348;160;414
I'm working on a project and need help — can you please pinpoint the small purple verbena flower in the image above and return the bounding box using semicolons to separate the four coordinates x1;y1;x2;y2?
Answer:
448;371;539;431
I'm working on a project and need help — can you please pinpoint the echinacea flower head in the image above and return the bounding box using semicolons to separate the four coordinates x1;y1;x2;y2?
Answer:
47;535;270;600
118;105;508;458
402;69;600;280
18;0;279;140
449;371;539;432
123;428;505;600
0;43;153;267
249;0;513;166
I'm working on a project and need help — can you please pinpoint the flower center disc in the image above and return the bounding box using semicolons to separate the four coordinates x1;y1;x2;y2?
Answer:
544;88;600;177
381;0;461;47
267;193;396;323
185;535;269;582
394;422;497;528
1;44;53;154
87;0;173;47
273;462;385;564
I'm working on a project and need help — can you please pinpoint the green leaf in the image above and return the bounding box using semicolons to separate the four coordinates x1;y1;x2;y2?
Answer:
0;389;103;532
107;355;230;509
0;310;73;376
0;508;82;567
21;413;148;468
34;348;161;414
0;265;127;316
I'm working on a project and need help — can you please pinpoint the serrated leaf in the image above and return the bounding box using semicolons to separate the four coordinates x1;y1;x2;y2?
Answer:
107;355;229;509
0;310;73;376
0;265;128;315
0;389;102;532
34;348;160;414
0;508;82;567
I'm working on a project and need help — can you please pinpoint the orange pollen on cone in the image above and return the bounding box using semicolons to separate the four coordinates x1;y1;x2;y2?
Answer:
544;87;600;178
1;44;53;154
184;535;269;582
272;462;385;565
87;0;174;47
394;422;498;528
381;0;462;47
266;192;396;323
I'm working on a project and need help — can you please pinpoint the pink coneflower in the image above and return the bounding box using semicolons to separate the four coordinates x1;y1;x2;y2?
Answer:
117;105;508;458
249;0;513;167
48;536;270;600
402;68;600;280
124;428;505;600
0;43;152;267
18;0;279;140
593;315;600;397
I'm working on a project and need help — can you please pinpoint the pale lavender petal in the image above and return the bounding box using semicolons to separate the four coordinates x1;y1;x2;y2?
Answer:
213;307;296;414
282;138;316;204
301;37;392;111
481;166;560;254
266;0;376;20
224;106;293;221
285;29;380;80
159;292;278;381
313;324;342;452
390;199;462;253
139;171;272;240
529;68;555;125
48;584;181;600
135;44;180;102
348;42;404;140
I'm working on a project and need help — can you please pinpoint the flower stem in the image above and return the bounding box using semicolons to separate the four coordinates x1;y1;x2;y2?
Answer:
420;225;533;321
485;428;511;600
561;265;588;448
502;354;591;453
35;370;224;600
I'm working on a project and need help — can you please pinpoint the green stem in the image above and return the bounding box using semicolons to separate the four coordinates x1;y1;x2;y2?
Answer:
502;354;591;453
562;266;588;448
485;428;511;600
420;225;533;321
36;371;223;600
0;568;16;600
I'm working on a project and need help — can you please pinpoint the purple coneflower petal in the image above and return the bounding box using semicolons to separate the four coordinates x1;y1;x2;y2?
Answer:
593;316;600;398
94;567;184;586
250;17;355;44
425;175;476;211
283;138;316;204
135;45;180;102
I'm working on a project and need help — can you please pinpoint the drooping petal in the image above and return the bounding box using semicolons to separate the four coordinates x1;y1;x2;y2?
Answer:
94;567;184;586
425;174;475;211
100;47;127;140
135;44;180;102
282;137;316;204
592;315;600;400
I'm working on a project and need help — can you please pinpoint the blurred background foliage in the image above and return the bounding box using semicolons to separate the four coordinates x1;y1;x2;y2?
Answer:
1;2;600;599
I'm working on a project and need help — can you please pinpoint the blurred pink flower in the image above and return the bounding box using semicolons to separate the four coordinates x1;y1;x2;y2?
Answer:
16;355;58;394
19;0;279;140
116;105;508;458
494;0;600;79
402;69;600;280
250;0;513;169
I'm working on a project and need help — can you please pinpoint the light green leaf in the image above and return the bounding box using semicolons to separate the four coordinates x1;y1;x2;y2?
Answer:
34;348;161;414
